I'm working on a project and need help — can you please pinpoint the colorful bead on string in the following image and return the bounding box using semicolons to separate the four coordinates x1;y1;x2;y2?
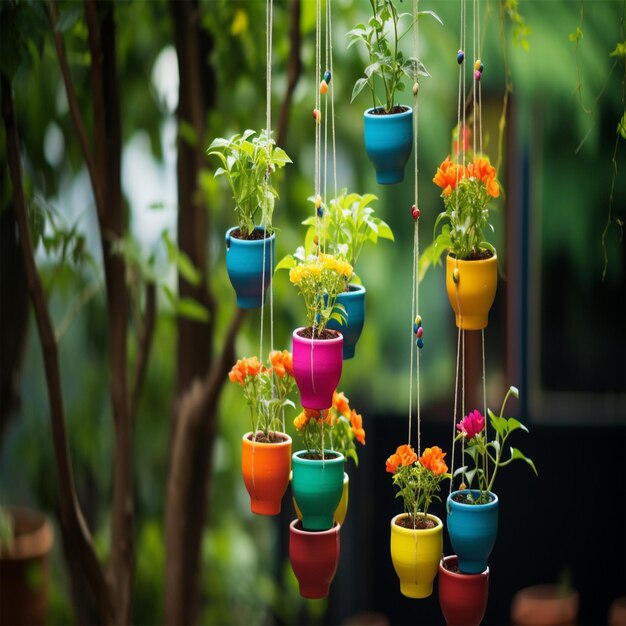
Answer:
452;267;460;284
413;82;419;97
313;109;321;124
411;204;420;221
320;80;328;95
414;315;424;349
323;70;331;84
457;49;465;64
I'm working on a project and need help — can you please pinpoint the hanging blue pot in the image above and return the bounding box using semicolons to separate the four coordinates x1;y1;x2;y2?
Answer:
363;106;413;185
446;490;499;574
224;226;274;309
327;284;366;360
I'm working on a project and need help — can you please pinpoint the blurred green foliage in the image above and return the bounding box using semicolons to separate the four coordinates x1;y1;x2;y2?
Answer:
0;0;623;623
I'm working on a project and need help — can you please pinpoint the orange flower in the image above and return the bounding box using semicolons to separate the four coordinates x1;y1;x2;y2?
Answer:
386;453;400;474
419;446;448;476
349;409;366;445
433;157;459;191
486;177;500;198
303;407;331;424
228;359;247;386
396;444;418;467
244;356;262;377
270;350;293;378
332;391;351;418
468;157;496;183
293;411;309;431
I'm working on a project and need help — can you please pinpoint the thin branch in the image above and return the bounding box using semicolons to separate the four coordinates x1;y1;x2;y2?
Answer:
277;0;301;147
2;74;114;625
49;0;104;215
130;283;156;421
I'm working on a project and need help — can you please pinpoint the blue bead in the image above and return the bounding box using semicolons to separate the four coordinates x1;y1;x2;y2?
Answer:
324;70;331;84
413;323;419;334
417;338;424;349
317;207;324;217
457;50;464;64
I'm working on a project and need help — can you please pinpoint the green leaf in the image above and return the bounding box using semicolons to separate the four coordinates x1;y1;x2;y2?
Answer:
610;41;626;57
617;112;626;140
178;120;197;148
176;251;202;286
568;27;583;43
274;254;296;272
417;9;443;26
176;298;210;323
510;447;538;476
351;77;370;103
506;417;528;433
56;5;82;33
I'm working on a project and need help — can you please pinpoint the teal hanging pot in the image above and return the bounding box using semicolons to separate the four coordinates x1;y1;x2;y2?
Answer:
291;450;344;531
446;490;499;574
326;284;366;360
363;106;413;185
225;226;274;308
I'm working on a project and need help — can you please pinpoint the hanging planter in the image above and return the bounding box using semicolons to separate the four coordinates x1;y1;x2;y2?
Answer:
445;253;498;331
291;449;344;531
225;227;275;309
363;107;413;185
327;284;366;360
292;327;343;410
439;555;489;626
241;432;292;516
293;471;349;526
390;512;443;599
289;519;341;599
446;490;498;574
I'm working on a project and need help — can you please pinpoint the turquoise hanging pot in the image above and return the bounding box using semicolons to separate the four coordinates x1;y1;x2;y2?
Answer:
446;490;499;574
363;106;413;185
326;284;366;360
291;450;345;531
224;226;274;308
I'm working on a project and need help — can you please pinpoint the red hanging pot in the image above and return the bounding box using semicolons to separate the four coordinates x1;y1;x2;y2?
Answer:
439;555;489;626
289;519;340;599
292;327;343;410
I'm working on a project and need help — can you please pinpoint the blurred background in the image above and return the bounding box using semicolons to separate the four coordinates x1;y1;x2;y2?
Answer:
0;0;624;624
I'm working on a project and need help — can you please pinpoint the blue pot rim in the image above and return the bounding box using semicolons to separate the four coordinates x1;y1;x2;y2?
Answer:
447;489;499;508
225;225;276;244
364;105;412;118
292;449;345;464
338;283;366;299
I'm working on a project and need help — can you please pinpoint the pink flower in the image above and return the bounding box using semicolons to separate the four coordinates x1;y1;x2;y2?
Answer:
456;410;485;439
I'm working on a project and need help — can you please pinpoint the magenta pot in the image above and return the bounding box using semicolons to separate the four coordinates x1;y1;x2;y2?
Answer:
292;327;343;410
439;555;489;626
289;519;341;599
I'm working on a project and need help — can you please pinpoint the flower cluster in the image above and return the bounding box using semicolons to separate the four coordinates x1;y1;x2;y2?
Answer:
420;153;501;276
288;253;353;335
454;386;537;504
293;391;365;464
386;443;450;524
228;350;297;440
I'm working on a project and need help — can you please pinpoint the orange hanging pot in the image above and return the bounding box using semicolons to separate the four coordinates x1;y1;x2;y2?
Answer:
241;432;292;516
446;253;498;331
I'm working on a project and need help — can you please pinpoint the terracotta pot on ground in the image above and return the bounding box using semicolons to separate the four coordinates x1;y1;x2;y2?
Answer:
0;507;54;626
241;432;292;515
439;555;489;626
445;253;497;330
511;585;579;626
289;519;340;599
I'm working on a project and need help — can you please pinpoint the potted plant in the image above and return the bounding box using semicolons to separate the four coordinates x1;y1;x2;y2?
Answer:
348;1;440;184
229;350;298;516
285;252;352;409
303;191;394;359
447;386;537;574
386;443;450;598
439;554;489;626
420;149;501;330
0;507;54;625
208;129;292;308
292;390;366;525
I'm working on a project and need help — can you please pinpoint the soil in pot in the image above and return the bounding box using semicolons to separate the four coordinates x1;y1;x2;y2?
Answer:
370;105;408;115
450;249;494;262
247;431;289;444
452;492;495;505
297;327;339;340
395;515;437;530
298;451;341;461
229;228;272;241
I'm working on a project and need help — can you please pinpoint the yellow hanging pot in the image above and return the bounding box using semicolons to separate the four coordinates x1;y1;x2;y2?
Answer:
390;513;443;599
446;254;498;331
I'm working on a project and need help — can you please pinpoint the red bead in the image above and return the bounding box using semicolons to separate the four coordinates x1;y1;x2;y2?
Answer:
411;205;420;220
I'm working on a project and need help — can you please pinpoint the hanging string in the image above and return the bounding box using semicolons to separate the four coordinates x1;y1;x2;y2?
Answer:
482;327;488;488
328;0;338;201
449;323;462;496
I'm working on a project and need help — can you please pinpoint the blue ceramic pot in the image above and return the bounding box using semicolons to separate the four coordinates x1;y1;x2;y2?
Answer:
363;106;413;184
291;450;344;531
326;284;366;360
225;226;274;308
446;490;499;574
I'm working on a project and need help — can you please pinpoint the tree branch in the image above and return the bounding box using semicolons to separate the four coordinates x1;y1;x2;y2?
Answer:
164;307;245;624
277;0;301;148
2;74;114;625
130;283;156;421
49;0;103;213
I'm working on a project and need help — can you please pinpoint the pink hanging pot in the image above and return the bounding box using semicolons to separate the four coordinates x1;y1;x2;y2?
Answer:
292;327;343;410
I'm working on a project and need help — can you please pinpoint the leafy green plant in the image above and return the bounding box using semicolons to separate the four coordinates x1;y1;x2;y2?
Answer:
302;191;394;283
208;129;291;238
0;508;14;554
347;0;440;113
454;386;538;504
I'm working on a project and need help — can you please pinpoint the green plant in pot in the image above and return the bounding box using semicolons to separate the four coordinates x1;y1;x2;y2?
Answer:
298;190;394;358
447;385;538;574
420;150;502;330
208;129;292;308
348;0;441;183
